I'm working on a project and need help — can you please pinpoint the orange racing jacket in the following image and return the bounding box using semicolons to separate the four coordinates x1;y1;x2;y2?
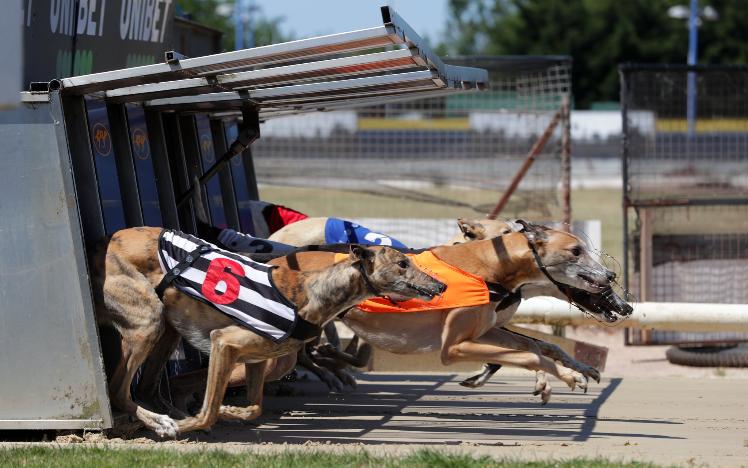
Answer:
335;250;491;313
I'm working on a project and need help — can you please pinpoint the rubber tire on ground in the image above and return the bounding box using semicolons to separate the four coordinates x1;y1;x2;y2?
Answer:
666;345;748;367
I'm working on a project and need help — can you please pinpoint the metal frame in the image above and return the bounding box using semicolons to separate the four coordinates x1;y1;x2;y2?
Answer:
3;6;488;430
620;63;748;346
145;109;180;228
107;103;145;227
210;118;241;230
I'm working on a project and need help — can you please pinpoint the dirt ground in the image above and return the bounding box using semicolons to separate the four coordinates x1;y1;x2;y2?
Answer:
25;326;747;467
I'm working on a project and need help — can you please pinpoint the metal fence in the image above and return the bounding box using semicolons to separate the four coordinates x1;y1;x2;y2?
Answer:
621;64;748;345
251;56;572;247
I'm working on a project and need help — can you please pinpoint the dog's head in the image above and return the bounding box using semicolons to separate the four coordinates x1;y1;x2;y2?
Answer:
450;218;516;244
350;245;447;302
515;220;633;323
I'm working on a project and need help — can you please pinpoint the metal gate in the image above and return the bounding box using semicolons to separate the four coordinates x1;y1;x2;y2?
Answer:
621;64;748;345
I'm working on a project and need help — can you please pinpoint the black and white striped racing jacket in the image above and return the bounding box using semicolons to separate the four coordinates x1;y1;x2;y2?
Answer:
156;229;319;343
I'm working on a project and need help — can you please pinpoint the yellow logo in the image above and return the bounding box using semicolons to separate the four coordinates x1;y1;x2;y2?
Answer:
200;135;214;162
132;128;149;160
92;122;112;156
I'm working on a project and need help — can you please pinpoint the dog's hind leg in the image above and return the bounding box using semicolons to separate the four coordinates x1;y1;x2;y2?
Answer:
134;325;187;418
102;272;179;438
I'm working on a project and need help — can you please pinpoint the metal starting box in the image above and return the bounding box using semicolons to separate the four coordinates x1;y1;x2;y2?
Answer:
0;6;487;430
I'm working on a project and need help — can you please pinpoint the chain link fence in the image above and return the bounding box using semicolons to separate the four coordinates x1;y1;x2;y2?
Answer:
251;56;571;247
622;65;748;345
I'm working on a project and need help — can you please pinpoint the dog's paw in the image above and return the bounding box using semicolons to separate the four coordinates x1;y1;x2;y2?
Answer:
579;365;601;384
219;404;262;422
459;373;487;388
532;371;552;405
564;370;588;393
315;367;345;393
335;369;358;389
314;343;338;357
153;414;178;439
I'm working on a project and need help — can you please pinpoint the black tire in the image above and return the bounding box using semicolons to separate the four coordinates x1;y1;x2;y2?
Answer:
666;344;748;367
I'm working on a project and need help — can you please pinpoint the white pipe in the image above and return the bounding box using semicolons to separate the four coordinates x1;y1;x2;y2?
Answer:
512;297;748;333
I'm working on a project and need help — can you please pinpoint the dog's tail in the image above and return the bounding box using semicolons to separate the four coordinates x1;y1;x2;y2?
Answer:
192;175;209;225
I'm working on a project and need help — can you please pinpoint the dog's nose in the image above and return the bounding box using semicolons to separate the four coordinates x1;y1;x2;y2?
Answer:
606;270;616;281
436;281;447;294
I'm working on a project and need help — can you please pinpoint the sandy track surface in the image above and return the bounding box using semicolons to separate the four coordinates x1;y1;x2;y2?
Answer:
24;371;746;467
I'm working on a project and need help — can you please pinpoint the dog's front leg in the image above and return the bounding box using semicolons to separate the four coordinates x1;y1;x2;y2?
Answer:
530;337;601;383
298;347;345;393
175;328;241;434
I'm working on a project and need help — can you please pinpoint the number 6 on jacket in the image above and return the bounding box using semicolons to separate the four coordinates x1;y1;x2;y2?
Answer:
202;258;244;304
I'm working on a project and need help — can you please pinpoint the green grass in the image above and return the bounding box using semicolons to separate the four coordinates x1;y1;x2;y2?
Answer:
0;446;659;468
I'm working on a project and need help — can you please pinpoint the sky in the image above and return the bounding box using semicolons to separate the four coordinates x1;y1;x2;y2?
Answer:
254;0;450;44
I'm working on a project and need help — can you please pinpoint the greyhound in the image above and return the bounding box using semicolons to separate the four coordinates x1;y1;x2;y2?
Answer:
90;227;445;436
184;222;631;410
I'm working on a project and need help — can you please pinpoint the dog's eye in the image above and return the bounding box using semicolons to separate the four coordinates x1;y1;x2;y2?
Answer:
571;247;582;257
465;232;476;239
397;260;409;269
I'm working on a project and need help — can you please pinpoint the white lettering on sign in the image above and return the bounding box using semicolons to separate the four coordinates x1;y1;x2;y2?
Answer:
51;0;107;37
120;0;172;43
50;0;76;36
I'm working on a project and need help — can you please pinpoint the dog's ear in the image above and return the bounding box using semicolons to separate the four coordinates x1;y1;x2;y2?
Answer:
457;218;485;240
515;219;549;244
504;220;523;233
350;244;375;264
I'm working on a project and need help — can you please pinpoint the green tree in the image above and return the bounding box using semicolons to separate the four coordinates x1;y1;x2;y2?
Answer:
442;0;748;108
177;0;293;51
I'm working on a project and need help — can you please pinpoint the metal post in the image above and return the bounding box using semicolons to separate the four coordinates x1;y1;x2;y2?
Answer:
560;95;572;231
487;110;562;219
210;118;241;230
144;109;180;229
162;113;196;232
242;146;261;201
234;0;244;50
176;107;261;208
687;0;698;136
60;93;106;245
620;67;631;345
106;103;145;227
556;98;572;339
638;207;653;345
177;115;206;217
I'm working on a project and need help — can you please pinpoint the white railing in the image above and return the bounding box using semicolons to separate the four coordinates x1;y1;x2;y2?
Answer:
512;297;748;333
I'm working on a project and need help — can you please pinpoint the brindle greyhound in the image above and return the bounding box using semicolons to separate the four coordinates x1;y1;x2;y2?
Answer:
169;221;631;408
90;227;445;437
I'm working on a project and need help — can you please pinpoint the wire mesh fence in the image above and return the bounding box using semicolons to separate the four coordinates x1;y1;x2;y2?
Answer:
251;56;571;247
622;65;748;345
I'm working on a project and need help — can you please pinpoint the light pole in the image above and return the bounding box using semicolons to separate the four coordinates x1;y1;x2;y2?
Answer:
233;0;258;50
668;1;718;136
